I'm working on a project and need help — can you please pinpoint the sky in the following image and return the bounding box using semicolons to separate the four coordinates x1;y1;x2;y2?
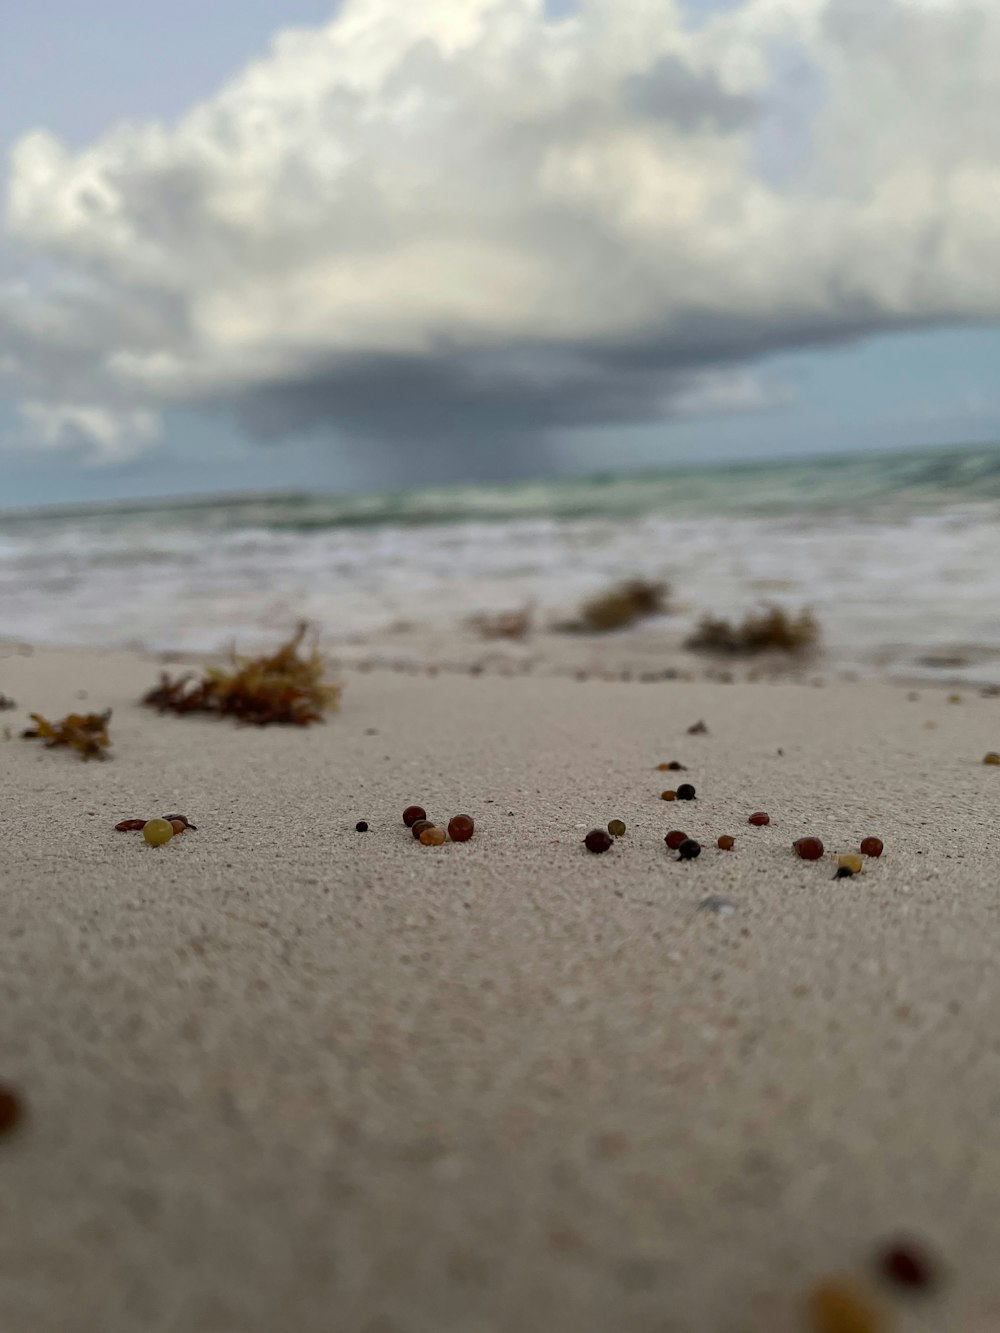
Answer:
2;0;1000;507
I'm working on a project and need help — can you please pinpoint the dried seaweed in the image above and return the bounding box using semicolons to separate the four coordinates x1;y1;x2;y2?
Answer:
142;624;340;726
559;579;670;633
22;709;112;760
685;605;819;657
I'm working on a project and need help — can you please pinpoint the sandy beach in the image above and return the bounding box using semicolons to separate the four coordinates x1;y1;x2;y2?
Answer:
2;641;1000;1332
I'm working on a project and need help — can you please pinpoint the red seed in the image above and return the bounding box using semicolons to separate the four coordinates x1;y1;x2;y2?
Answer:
717;835;735;850
794;836;824;860
403;805;427;827
585;829;612;853
664;830;688;850
748;812;770;826
877;1238;937;1291
0;1084;23;1138
860;836;884;858
448;814;475;842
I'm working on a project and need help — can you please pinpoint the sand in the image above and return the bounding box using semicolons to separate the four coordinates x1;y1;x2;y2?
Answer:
2;642;999;1332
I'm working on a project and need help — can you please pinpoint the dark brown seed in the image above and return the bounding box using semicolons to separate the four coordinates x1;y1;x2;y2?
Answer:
717;835;735;850
665;830;688;850
162;814;196;829
877;1238;937;1291
356;821;369;832
411;819;434;839
0;1084;23;1138
656;761;686;771
403;805;427;827
748;812;770;826
585;829;613;853
677;838;701;860
860;836;884;858
794;836;824;860
677;784;696;801
169;820;187;836
115;819;148;832
448;815;475;842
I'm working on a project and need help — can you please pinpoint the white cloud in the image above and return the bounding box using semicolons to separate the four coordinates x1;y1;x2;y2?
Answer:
2;0;1000;461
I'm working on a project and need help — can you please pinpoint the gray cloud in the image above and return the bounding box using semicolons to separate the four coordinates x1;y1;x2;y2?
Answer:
2;0;1000;464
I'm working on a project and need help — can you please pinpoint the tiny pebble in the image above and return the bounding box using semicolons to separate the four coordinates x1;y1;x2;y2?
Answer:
585;829;613;853
717;835;735;850
676;784;696;801
607;819;627;837
748;812;770;826
356;821;369;832
698;896;736;917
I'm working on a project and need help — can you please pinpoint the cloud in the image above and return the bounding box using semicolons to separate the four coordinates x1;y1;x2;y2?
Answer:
2;0;1000;464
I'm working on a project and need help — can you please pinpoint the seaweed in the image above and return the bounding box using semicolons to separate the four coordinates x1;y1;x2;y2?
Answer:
142;623;340;726
22;709;112;760
684;605;819;657
559;579;670;633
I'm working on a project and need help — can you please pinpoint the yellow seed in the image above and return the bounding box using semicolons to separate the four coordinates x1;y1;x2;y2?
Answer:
838;853;864;874
660;790;677;802
806;1277;885;1333
419;826;446;846
984;752;1000;765
608;819;626;837
142;818;174;847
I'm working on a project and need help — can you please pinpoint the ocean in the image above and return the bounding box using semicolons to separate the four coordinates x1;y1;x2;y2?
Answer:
3;442;1000;683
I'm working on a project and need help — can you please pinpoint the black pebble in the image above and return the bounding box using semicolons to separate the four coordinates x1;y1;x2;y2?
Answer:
356;821;369;832
677;838;702;860
677;784;697;801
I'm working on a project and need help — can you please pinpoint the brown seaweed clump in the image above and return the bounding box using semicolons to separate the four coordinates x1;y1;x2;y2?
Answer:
22;710;111;760
561;579;670;633
685;605;819;657
142;624;340;726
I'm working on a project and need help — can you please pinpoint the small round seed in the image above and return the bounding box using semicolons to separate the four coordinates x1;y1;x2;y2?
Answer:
660;790;678;801
142;818;174;847
403;805;427;827
838;853;864;874
665;830;688;850
677;784;697;801
419;826;447;846
607;819;627;837
677;838;701;860
0;1084;24;1138
448;814;475;842
984;752;1000;765
356;821;369;832
717;835;735;850
748;812;770;826
794;836;824;860
876;1238;937;1291
169;819;187;836
860;836;884;858
411;819;434;840
585;829;613;853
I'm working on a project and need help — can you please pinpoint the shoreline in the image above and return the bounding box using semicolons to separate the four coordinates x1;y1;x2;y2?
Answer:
2;644;1000;1330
